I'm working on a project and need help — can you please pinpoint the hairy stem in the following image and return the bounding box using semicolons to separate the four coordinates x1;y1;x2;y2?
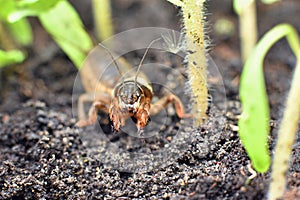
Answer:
268;24;300;200
182;0;208;126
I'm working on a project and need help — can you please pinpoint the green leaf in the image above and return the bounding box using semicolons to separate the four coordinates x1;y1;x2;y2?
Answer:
38;0;93;68
0;49;25;67
0;0;15;20
238;24;300;172
8;0;62;22
6;19;33;46
0;0;33;46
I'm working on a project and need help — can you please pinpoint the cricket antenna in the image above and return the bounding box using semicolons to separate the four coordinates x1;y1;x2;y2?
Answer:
98;43;123;76
135;38;161;84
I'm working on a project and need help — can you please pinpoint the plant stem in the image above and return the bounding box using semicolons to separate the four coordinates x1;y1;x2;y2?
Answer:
182;0;208;126
268;25;300;200
92;0;113;41
234;0;258;63
239;0;257;62
0;21;17;50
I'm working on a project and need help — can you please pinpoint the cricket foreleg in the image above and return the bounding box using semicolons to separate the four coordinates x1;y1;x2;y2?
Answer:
109;98;121;131
76;92;111;127
135;97;151;131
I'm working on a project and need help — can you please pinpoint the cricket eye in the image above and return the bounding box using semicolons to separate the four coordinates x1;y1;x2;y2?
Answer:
121;95;127;102
132;93;138;102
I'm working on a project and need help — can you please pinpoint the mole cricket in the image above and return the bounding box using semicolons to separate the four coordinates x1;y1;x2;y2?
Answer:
76;38;190;132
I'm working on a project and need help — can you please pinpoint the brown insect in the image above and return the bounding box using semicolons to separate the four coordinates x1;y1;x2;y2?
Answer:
76;39;189;132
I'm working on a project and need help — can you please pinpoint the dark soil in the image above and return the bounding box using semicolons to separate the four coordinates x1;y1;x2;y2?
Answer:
1;0;300;199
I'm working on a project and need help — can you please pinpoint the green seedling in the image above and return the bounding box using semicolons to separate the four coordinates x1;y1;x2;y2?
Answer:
38;1;93;68
0;0;32;67
233;0;257;63
0;49;25;66
238;23;300;199
0;0;33;47
267;25;300;200
0;0;93;68
233;0;280;63
92;0;113;41
8;0;62;21
166;0;208;126
7;0;93;69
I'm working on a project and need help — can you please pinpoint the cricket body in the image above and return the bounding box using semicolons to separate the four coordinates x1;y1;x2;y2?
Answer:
76;40;188;132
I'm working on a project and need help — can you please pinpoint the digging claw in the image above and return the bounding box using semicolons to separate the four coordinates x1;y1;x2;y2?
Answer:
137;126;144;136
111;125;119;133
112;120;120;132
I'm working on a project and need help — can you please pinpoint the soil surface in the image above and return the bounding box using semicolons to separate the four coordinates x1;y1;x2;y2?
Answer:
1;0;300;199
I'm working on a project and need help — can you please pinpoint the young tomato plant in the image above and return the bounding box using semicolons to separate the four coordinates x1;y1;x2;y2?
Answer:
233;0;257;63
166;0;208;126
238;24;300;200
0;0;32;67
0;49;25;67
92;0;113;41
233;0;280;63
2;0;93;69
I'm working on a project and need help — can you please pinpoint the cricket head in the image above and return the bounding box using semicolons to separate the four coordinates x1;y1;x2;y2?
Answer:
117;81;143;114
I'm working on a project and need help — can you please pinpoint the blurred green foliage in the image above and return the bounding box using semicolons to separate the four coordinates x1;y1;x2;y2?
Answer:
0;49;25;66
93;0;114;41
238;24;300;173
38;1;93;68
0;0;33;46
0;0;93;68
